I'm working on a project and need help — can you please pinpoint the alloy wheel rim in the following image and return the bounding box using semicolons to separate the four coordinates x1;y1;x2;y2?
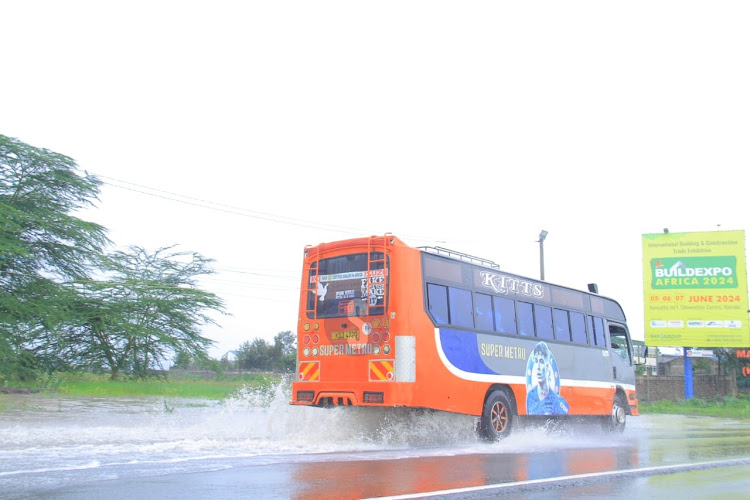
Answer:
491;403;507;432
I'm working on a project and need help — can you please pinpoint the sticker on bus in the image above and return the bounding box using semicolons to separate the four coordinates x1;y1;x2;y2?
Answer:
298;361;320;382
369;359;394;381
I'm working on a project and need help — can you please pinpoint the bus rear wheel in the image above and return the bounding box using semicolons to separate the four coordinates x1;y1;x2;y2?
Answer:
602;393;627;433
479;390;514;441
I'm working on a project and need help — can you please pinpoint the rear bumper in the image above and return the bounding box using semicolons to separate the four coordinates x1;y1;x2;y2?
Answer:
292;391;357;406
291;383;393;407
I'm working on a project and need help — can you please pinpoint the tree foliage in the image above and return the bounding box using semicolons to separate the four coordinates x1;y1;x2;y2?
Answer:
1;134;109;380
37;246;226;379
235;331;296;373
1;135;227;382
712;347;740;377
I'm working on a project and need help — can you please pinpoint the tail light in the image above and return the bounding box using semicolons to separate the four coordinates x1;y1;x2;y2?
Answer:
297;391;315;403
363;392;384;404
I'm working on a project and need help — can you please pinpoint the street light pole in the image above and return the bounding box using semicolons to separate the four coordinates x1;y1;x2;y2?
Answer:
538;230;548;281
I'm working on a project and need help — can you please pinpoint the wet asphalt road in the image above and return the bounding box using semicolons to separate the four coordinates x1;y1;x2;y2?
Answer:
14;414;750;500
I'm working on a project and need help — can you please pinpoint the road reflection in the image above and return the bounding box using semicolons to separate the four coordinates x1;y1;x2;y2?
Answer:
290;445;639;499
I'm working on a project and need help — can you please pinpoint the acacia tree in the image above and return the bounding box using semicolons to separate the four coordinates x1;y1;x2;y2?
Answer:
0;135;109;380
54;246;227;380
1;135;228;381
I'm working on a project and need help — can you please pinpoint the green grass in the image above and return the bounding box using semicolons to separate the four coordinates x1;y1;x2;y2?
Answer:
4;372;279;400
640;394;750;419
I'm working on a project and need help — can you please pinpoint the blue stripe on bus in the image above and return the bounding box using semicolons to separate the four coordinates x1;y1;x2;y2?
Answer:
439;328;496;375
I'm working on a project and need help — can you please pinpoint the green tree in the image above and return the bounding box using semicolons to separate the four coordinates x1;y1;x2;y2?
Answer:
273;330;296;373
52;246;227;380
236;332;296;373
172;349;225;373
236;338;273;371
713;347;741;377
0;135;109;381
1;135;230;383
172;350;196;370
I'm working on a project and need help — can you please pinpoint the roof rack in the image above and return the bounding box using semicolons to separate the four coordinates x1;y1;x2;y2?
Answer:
418;246;500;270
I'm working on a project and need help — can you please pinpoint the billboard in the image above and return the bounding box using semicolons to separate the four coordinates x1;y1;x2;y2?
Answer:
642;230;750;347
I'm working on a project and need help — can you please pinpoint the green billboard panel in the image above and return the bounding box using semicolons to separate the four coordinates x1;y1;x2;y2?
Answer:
650;256;738;289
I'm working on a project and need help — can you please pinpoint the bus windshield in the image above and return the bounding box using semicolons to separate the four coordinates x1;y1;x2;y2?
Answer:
307;252;388;318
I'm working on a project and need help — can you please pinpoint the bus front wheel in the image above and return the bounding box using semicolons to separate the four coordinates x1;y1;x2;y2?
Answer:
602;393;627;433
479;390;514;441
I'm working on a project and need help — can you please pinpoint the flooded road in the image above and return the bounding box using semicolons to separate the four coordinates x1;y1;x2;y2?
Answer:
2;383;750;499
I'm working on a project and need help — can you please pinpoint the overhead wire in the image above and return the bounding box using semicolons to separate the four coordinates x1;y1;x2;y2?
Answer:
86;172;502;300
96;174;375;236
85;173;316;299
93;173;469;246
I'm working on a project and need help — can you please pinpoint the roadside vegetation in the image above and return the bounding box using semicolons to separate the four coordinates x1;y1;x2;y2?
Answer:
3;371;279;400
1;135;297;386
6;368;750;420
1;135;227;382
639;393;750;419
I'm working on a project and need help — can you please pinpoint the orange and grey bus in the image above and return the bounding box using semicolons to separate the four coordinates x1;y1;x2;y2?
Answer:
290;234;638;439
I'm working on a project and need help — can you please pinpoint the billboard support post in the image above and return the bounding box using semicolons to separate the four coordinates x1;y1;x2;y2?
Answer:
684;351;694;399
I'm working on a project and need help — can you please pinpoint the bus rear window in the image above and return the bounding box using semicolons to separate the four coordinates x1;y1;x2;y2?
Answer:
307;252;388;318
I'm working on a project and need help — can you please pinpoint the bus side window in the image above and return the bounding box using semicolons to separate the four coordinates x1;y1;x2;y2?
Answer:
517;302;534;337
475;293;494;331
586;315;606;346
448;287;474;328
593;317;606;346
553;308;571;342
570;311;587;344
427;283;449;324
534;305;554;340
493;296;517;334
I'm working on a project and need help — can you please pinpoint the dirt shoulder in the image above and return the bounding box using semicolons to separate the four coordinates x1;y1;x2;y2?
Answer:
0;386;40;394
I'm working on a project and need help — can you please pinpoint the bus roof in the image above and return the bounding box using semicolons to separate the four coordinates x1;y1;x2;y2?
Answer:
419;246;500;270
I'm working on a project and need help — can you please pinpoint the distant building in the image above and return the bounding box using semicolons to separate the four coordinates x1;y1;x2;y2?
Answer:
656;348;718;376
221;350;238;363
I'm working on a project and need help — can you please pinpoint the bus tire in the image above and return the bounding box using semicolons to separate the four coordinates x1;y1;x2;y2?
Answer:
602;393;627;433
479;390;514;441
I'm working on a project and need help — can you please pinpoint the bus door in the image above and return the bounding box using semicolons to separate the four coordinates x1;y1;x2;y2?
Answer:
607;323;635;386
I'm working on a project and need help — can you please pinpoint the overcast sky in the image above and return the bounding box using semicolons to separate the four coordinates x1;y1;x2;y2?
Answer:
3;1;749;357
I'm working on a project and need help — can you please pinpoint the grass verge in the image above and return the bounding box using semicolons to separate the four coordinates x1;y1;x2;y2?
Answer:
639;394;750;419
3;372;279;400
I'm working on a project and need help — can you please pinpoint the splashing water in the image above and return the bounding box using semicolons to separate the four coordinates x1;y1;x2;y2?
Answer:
221;378;480;449
0;379;625;493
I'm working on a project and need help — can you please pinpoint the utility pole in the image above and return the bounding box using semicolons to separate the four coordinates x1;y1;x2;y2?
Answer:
538;230;548;281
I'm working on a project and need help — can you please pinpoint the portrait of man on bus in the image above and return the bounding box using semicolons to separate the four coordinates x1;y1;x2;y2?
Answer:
525;341;570;415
